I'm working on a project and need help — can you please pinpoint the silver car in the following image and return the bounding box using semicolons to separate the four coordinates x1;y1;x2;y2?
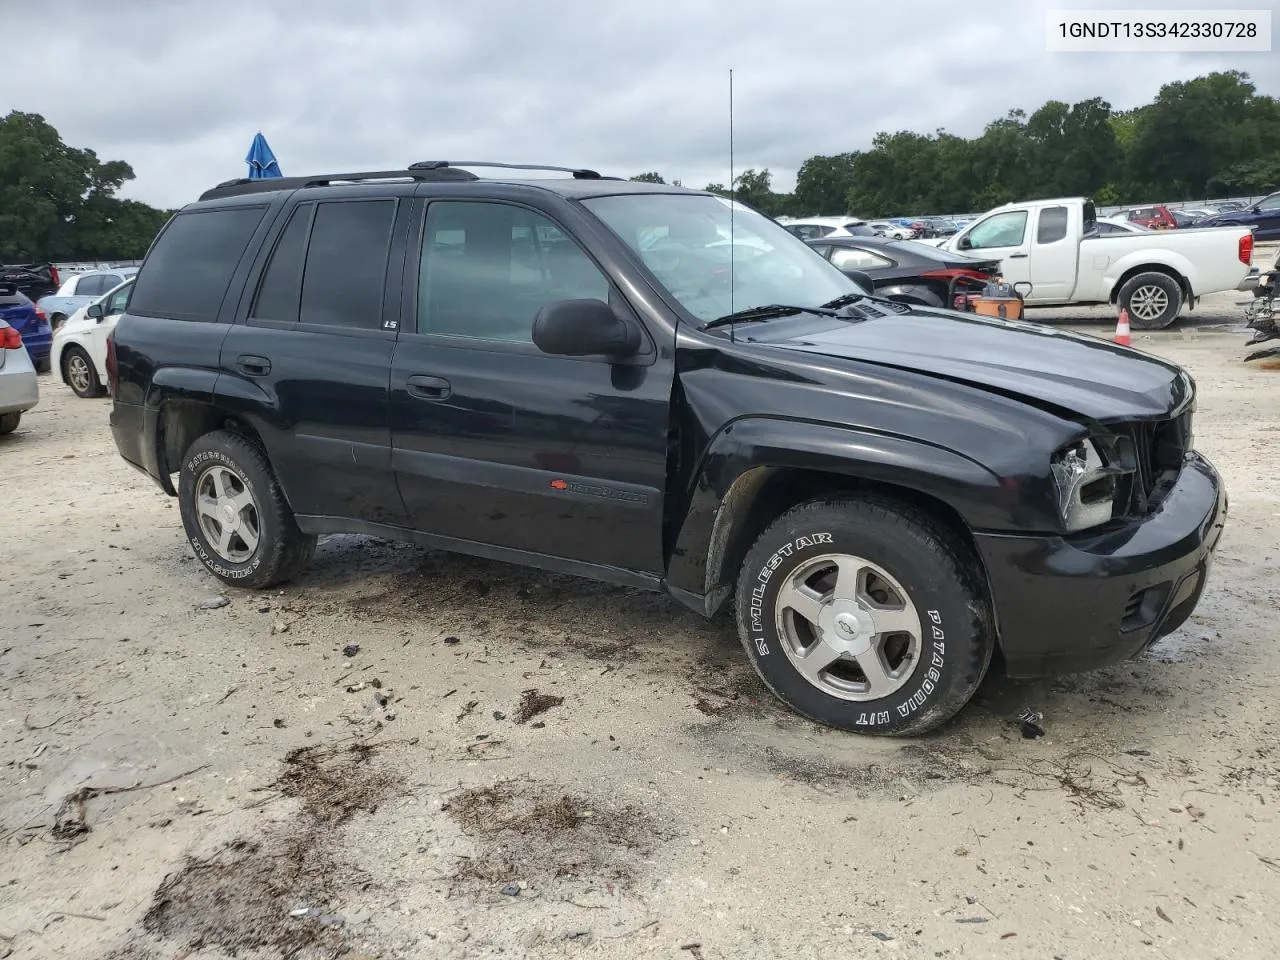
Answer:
0;318;39;435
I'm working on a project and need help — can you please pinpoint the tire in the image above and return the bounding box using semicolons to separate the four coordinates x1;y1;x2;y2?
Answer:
62;345;104;398
177;430;316;589
1118;272;1183;329
34;357;51;374
734;496;993;736
0;412;19;435
50;313;66;332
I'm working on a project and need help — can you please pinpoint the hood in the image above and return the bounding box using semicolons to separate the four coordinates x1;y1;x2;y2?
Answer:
749;304;1188;421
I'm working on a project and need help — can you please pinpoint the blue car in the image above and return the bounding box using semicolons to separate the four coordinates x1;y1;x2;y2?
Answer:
0;282;51;373
1194;191;1280;241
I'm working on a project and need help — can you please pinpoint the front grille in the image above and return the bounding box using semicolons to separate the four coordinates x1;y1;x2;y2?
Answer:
1115;411;1191;515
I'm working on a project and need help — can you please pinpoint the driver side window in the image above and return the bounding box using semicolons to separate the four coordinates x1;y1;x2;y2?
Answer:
1258;194;1280;211
967;211;1029;249
106;283;132;315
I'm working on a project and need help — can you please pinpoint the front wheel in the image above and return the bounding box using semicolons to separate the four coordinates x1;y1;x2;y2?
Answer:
63;346;104;398
734;497;994;735
177;430;316;589
1118;272;1183;330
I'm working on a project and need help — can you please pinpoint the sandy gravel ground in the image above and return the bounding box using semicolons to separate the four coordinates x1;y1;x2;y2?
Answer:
2;268;1279;960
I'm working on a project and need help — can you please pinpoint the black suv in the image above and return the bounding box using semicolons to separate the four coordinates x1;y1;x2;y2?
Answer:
107;161;1227;735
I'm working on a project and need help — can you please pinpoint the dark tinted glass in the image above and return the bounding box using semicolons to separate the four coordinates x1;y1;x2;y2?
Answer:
129;207;267;321
419;201;608;342
1037;206;1069;243
252;205;311;322
78;275;106;297
1083;200;1097;234
299;200;394;329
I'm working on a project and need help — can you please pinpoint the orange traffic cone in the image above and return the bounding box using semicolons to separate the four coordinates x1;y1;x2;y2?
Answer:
1114;308;1131;347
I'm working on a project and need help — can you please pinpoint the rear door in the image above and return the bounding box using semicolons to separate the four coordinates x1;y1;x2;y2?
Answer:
388;196;673;575
1026;204;1077;302
217;189;413;526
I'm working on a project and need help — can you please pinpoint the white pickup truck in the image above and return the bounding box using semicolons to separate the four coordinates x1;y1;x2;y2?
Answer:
931;197;1255;328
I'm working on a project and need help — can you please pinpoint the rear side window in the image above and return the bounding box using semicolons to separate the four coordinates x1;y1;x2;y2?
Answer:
1036;206;1069;244
299;200;395;330
830;247;894;271
251;205;313;323
130;207;267;321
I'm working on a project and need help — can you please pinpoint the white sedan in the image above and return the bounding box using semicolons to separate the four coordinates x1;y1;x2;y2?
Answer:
0;318;39;435
51;277;132;398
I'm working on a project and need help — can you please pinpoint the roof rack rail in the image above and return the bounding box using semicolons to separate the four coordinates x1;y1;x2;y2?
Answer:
198;165;479;201
198;160;619;202
409;160;617;180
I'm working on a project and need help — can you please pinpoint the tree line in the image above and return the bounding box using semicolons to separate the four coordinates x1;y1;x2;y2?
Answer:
0;111;173;263
4;70;1277;263
631;71;1280;218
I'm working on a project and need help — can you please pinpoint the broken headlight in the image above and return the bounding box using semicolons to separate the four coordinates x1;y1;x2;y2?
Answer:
1051;440;1117;532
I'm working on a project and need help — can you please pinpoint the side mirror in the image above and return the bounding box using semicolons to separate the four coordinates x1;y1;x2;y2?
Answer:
844;270;876;294
532;299;641;359
957;235;973;250
86;303;104;320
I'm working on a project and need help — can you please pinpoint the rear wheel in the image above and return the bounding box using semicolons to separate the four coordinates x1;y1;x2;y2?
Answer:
63;346;104;398
734;497;994;735
1118;272;1183;329
50;313;66;331
0;413;19;435
178;430;316;589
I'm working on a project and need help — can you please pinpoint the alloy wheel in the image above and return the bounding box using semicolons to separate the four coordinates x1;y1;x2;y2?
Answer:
773;553;922;701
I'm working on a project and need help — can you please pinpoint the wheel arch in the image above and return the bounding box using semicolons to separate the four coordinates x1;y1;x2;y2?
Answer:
1109;263;1190;306
665;419;1004;630
150;398;272;497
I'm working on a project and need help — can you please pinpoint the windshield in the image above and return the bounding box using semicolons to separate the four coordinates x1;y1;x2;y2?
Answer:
582;193;861;322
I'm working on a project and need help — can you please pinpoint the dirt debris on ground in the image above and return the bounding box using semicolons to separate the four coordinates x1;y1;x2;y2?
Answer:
443;778;659;892
105;741;401;960
513;688;564;724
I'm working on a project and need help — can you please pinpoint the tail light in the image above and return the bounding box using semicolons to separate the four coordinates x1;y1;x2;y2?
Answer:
922;267;993;282
105;330;119;395
1240;232;1254;266
49;265;61;289
34;306;47;324
1;326;21;349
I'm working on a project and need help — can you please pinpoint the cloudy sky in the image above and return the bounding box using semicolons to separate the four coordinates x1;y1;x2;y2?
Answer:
5;0;1278;208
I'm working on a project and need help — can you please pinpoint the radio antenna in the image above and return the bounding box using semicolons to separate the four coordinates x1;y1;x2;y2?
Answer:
728;67;736;342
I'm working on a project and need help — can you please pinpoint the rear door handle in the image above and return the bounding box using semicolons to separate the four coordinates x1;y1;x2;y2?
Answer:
1008;253;1029;259
406;374;451;401
236;354;271;376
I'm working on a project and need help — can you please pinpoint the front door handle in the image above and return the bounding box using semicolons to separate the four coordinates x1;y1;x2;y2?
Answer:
1007;253;1029;259
406;374;451;401
236;354;271;376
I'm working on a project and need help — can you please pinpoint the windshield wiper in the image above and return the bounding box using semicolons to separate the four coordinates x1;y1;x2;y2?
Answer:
701;303;837;331
822;292;868;309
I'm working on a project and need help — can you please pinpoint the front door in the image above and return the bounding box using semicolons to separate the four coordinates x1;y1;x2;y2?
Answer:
957;208;1032;292
389;197;673;575
217;192;412;526
90;280;133;376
